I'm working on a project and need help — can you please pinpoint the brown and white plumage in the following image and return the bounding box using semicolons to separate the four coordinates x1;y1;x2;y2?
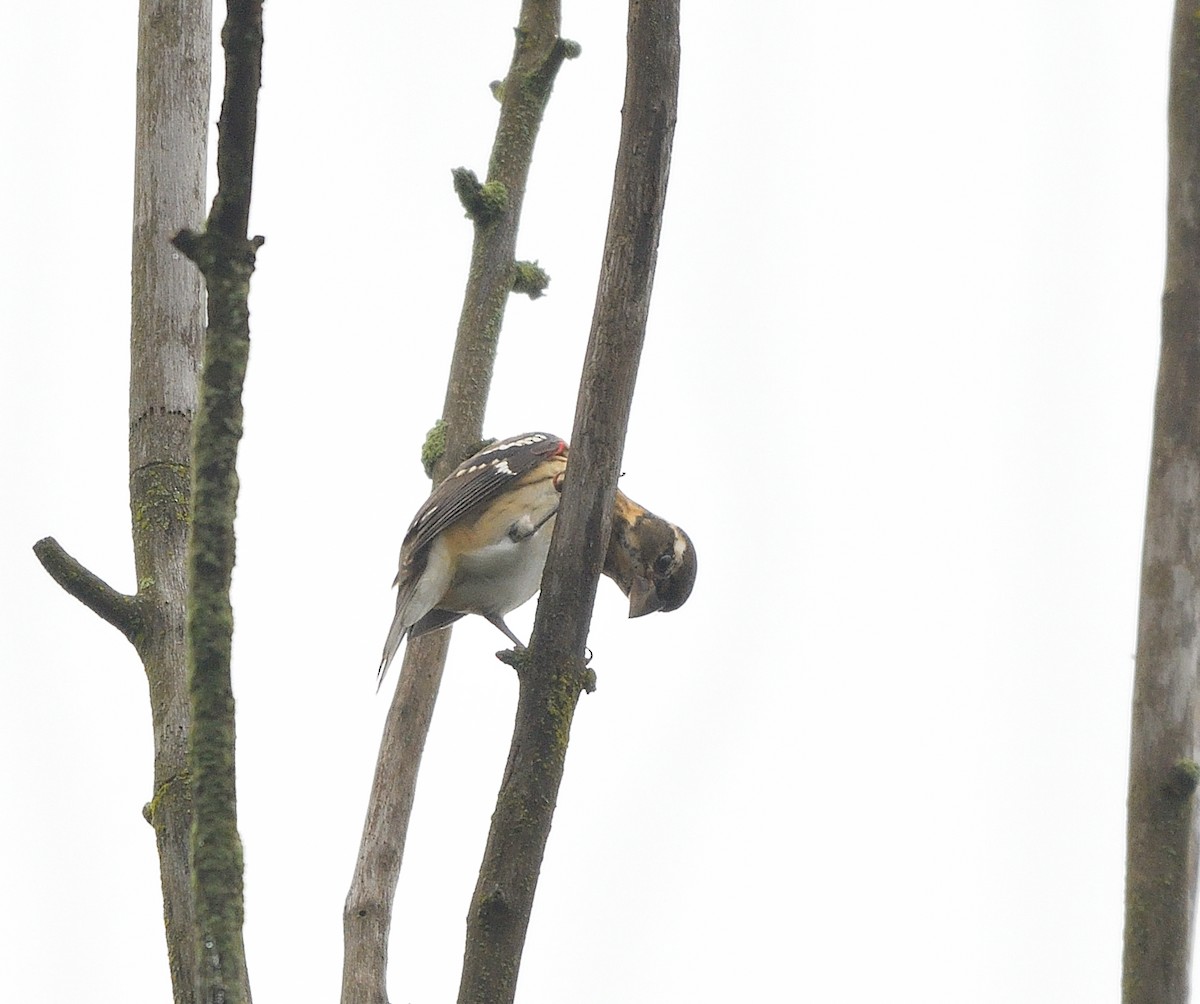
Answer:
378;433;568;686
378;431;697;688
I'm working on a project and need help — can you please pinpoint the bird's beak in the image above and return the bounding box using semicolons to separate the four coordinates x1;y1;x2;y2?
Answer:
628;574;663;618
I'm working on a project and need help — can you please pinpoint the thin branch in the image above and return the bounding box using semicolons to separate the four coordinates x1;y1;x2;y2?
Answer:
439;3;578;469
32;537;143;642
341;4;576;1001
1122;3;1200;1001
457;2;681;1000
208;0;263;241
342;630;451;1004
173;1;265;1002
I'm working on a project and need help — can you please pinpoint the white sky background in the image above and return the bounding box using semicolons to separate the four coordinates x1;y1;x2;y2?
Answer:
0;1;1178;1001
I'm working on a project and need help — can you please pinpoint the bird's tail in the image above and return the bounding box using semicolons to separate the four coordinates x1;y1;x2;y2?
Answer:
377;612;408;692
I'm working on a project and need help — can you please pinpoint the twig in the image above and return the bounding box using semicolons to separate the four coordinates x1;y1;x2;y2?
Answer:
32;537;143;642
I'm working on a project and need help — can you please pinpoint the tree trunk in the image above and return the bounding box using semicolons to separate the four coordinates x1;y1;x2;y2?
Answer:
132;5;212;1000
34;2;211;1001
1122;3;1200;1002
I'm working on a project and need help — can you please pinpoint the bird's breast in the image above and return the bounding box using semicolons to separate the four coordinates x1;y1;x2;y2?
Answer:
435;474;563;617
441;514;556;616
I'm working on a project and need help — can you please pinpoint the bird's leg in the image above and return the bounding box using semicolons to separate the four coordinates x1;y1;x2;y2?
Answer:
486;613;526;649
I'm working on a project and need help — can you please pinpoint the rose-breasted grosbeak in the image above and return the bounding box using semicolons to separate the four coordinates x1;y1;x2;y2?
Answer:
378;432;696;685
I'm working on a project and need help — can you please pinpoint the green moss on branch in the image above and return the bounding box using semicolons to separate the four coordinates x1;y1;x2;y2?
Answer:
421;420;448;478
512;261;549;299
452;168;509;225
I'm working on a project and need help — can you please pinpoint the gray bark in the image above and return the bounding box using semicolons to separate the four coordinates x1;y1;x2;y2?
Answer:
131;5;211;998
34;2;211;1001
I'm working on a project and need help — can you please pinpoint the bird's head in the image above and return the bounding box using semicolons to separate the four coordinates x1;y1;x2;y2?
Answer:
604;490;697;618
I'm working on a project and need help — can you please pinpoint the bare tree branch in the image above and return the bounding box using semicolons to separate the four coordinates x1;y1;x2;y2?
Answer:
342;629;451;1000
32;537;143;642
171;1;265;1001
340;5;578;1002
1122;3;1200;1002
439;8;578;471
32;1;212;999
457;2;680;1000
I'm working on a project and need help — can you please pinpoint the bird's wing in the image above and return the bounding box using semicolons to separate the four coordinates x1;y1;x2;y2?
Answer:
403;432;567;554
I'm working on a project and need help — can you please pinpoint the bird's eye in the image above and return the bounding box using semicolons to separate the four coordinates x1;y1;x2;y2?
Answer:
653;552;675;576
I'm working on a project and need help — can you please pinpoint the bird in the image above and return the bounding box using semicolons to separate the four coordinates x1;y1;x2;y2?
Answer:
377;431;697;686
378;432;567;685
